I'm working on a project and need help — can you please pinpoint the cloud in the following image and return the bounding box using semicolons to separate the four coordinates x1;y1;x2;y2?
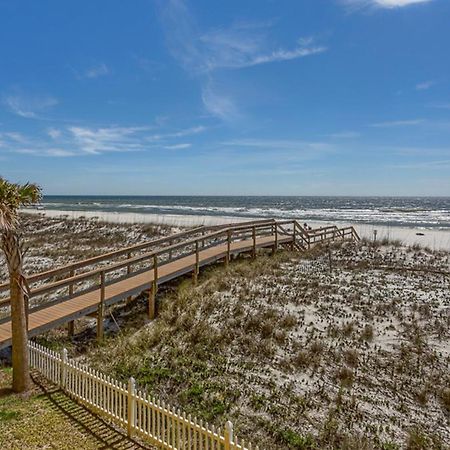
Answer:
166;125;206;138
68;126;149;154
159;1;326;73
392;159;450;170
330;131;361;138
158;1;327;122
164;143;192;149
83;63;109;79
427;102;450;110
201;85;239;120
223;138;332;152
3;93;58;118
148;125;207;140
134;57;165;79
415;80;435;90
47;128;62;139
370;119;425;127
342;0;433;10
216;138;335;170
199;30;326;70
0;122;208;157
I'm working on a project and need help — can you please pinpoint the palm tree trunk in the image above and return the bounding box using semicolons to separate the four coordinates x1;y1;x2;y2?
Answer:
10;270;31;392
2;231;31;393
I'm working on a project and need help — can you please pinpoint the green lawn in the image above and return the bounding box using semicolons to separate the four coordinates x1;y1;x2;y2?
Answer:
0;368;148;450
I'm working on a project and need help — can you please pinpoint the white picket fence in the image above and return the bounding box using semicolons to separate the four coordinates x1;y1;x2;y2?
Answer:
29;341;258;450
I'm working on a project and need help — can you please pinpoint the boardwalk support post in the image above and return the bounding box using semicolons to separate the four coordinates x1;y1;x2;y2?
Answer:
148;289;156;320
97;271;105;342
224;421;233;450
67;320;75;337
127;377;136;437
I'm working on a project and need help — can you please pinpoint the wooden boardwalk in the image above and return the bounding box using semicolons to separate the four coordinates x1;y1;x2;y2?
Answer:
0;219;359;349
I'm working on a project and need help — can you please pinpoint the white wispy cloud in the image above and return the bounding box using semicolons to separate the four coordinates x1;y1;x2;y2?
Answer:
330;131;361;138
415;80;435;90
2;93;58;118
148;125;207;140
165;125;206;138
199;30;326;70
0;123;207;157
222;138;332;152
342;0;433;10
68;126;150;154
164;143;192;149
160;1;327;74
159;1;327;122
427;102;450;110
392;159;450;170
83;63;110;79
370;119;425;127
201;85;239;121
47;128;62;139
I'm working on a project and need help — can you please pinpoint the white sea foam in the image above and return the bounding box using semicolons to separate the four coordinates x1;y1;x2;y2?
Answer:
22;208;450;251
40;201;450;228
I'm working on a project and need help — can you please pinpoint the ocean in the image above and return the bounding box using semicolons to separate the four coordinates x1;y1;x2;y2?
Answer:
40;196;450;230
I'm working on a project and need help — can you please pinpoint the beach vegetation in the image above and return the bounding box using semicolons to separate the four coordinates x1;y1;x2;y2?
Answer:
0;178;41;393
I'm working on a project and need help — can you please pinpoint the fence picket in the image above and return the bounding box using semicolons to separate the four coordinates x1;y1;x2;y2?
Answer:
28;341;257;450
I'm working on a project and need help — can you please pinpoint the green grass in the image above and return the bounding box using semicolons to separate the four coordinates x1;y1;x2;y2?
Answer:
0;368;145;449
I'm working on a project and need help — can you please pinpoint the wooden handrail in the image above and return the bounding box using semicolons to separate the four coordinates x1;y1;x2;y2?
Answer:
0;219;360;310
0;219;278;292
17;220;285;300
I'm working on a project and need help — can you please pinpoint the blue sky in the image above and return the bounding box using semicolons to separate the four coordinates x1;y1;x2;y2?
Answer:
0;0;449;196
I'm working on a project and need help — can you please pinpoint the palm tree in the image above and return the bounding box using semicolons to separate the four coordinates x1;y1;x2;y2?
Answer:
0;178;42;393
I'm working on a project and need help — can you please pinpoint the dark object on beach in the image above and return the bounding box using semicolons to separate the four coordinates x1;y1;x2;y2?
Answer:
416;232;425;236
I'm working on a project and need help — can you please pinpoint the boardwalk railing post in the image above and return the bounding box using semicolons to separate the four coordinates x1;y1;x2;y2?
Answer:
275;223;278;249
226;230;231;267
252;227;256;260
97;271;105;342
272;223;278;255
127;377;136;437
126;252;132;304
149;255;158;319
68;269;75;336
193;240;199;285
61;348;68;389
224;421;233;450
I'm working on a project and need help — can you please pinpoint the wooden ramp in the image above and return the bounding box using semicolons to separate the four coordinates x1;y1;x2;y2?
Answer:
0;219;359;349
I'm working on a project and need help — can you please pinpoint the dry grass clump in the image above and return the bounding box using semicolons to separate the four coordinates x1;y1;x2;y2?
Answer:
0;213;174;283
72;240;450;449
7;223;448;449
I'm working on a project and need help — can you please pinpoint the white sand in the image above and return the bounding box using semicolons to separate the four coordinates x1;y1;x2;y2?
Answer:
22;208;450;251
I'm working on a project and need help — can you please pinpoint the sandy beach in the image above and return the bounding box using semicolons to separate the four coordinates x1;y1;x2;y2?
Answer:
0;207;446;449
23;208;450;251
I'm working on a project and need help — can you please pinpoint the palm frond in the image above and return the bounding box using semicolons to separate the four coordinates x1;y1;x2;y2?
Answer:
0;177;42;232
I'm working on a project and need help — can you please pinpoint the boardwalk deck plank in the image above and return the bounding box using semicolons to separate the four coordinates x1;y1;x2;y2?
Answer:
0;234;291;348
